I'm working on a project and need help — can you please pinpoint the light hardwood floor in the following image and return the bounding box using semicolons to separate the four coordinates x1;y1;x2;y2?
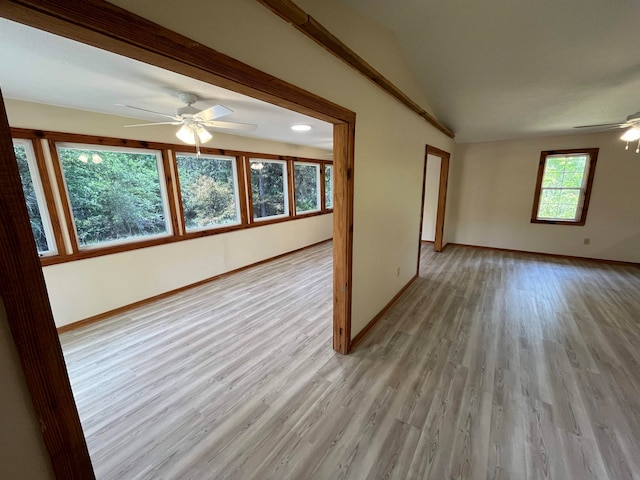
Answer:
60;242;640;479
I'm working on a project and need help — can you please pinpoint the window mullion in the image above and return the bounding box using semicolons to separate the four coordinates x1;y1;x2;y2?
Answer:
32;138;66;256
160;148;180;237
320;163;326;213
49;139;80;254
236;155;249;226
287;158;296;217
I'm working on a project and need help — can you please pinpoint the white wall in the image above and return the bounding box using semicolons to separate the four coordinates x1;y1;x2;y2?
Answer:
421;154;441;242
105;0;454;337
7;100;334;326
44;216;332;325
0;299;55;480
448;130;640;263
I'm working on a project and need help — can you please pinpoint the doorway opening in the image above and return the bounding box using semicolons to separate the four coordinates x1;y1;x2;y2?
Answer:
418;145;451;272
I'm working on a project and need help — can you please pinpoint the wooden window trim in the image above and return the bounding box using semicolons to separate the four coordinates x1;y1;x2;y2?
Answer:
47;139;79;255
50;139;174;253
247;156;293;222
236;155;250;225
320;163;327;213
161;148;181;236
293;161;323;216
12;128;333;265
0;2;355;478
169;149;187;235
174;151;245;234
324;163;335;212
531;148;599;226
287;158;296;216
10;131;65;258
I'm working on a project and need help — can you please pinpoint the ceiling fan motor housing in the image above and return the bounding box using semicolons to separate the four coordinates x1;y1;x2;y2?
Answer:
177;92;200;116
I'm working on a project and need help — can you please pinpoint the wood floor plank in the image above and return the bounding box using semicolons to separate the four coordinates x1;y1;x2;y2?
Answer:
59;242;640;479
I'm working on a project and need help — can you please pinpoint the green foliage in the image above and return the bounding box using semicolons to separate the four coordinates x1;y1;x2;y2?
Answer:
325;165;333;209
58;147;167;246
542;155;587;188
251;161;286;219
294;164;319;213
177;155;238;229
13;143;49;253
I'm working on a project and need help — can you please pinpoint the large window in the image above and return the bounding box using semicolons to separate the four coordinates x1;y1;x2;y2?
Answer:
531;148;598;225
176;153;241;231
12;128;333;264
325;164;333;209
13;139;57;255
56;143;171;248
249;158;289;220
294;162;320;214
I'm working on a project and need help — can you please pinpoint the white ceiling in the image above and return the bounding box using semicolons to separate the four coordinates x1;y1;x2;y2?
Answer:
0;18;333;151
340;0;640;143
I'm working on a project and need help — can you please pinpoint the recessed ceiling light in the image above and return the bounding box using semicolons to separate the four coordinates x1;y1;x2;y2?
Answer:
291;124;312;132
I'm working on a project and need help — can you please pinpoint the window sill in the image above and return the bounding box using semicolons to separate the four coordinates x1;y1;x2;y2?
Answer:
531;218;586;226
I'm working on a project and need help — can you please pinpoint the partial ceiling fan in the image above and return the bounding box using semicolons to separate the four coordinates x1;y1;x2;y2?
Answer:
574;111;640;153
119;92;257;154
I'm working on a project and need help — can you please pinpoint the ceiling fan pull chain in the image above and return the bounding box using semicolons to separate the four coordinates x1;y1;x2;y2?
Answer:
636;139;640;154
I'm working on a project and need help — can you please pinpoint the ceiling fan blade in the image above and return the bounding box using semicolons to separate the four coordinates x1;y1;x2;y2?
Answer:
200;120;257;130
124;121;183;127
117;104;181;121
196;104;233;121
573;122;625;129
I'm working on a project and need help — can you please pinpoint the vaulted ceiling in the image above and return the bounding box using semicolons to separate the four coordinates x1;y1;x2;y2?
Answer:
339;0;640;143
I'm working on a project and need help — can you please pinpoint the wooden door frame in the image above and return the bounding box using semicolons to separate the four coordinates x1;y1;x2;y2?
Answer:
418;145;451;270
0;1;355;478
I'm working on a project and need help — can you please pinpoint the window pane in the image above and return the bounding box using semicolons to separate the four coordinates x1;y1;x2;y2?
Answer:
559;189;580;206
177;154;240;231
540;189;561;205
57;145;170;247
564;156;587;172
541;171;562;188
538;202;559;219
556;204;578;220
250;159;288;220
294;163;320;213
536;152;591;222
325;164;333;209
13;141;55;254
561;172;585;188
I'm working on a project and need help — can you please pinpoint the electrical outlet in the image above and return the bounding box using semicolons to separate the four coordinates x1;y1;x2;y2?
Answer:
583;238;591;245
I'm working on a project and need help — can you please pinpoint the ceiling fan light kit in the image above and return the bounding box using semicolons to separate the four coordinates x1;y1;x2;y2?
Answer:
175;123;212;145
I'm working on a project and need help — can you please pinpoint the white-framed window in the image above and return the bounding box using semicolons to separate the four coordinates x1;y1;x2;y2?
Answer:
176;153;241;232
294;162;321;214
56;142;172;248
249;158;289;221
325;164;333;210
12;139;57;256
531;149;598;226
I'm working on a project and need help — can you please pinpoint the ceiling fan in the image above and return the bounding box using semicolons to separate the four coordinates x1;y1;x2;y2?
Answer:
575;111;640;153
119;92;257;154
